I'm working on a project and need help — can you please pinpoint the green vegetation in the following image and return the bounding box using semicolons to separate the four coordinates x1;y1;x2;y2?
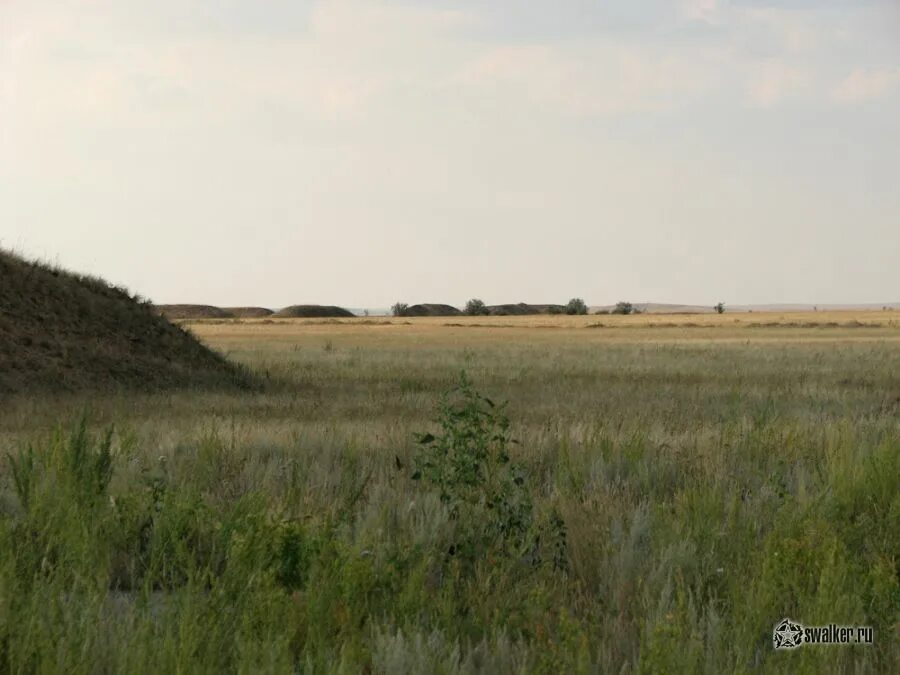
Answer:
565;298;588;315
715;302;726;314
0;326;897;673
613;301;635;315
392;302;409;317
464;299;490;316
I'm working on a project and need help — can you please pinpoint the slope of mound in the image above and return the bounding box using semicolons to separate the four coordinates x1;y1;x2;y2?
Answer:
155;304;234;319
273;305;355;318
488;303;566;316
0;251;247;394
225;307;274;318
404;304;462;317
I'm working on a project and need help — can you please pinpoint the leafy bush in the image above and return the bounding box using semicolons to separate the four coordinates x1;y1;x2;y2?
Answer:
412;374;534;560
565;298;588;315
391;302;409;317
714;302;725;314
464;298;490;316
612;301;634;315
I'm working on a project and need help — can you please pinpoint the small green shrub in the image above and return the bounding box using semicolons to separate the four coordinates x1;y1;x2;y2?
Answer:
411;374;567;576
412;374;532;552
565;298;588;315
465;298;490;316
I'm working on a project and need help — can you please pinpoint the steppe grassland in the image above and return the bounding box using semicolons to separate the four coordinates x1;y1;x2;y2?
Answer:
0;312;897;673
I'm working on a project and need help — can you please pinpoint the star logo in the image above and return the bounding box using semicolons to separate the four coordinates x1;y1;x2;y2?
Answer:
773;618;804;649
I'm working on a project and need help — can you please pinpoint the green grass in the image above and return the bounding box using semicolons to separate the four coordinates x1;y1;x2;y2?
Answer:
0;329;898;673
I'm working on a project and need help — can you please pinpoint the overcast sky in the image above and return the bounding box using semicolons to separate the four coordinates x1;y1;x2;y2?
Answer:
2;1;898;307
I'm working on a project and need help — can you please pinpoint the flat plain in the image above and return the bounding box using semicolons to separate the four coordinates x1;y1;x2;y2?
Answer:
1;311;897;673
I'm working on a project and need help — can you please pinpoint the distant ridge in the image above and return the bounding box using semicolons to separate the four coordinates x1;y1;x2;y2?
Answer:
155;305;277;319
224;307;274;318
273;305;354;318
404;304;462;317
488;303;566;316
154;300;900;320
155;304;234;319
0;250;248;394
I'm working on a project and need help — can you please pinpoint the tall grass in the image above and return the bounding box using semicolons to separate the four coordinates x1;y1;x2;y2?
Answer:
0;330;897;672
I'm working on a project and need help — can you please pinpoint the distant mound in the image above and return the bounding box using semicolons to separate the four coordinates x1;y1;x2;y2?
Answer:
155;304;234;319
225;307;274;318
0;250;248;395
404;304;462;317
273;305;355;318
488;303;566;316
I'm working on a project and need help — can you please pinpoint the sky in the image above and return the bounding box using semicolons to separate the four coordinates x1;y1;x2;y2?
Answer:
1;0;899;308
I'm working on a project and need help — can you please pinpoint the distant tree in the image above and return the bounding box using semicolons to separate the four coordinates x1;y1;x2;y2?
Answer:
714;302;725;314
566;298;588;315
465;298;490;316
612;301;634;315
548;306;564;315
391;302;409;317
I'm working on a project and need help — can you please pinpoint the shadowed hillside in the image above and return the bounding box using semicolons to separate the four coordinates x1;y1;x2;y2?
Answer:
0;250;248;394
488;303;566;316
273;305;354;318
404;303;462;317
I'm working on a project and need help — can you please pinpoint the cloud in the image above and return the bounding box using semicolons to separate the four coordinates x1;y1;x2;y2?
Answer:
732;0;885;7
90;0;318;38
455;42;725;116
681;0;720;24
0;0;479;134
831;67;900;104
1;0;898;307
745;60;808;108
393;0;684;40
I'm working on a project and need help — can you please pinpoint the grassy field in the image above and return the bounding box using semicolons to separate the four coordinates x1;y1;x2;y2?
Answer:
1;312;898;673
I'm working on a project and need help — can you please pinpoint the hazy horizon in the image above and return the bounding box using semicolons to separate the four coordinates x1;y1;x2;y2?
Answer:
2;1;899;307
